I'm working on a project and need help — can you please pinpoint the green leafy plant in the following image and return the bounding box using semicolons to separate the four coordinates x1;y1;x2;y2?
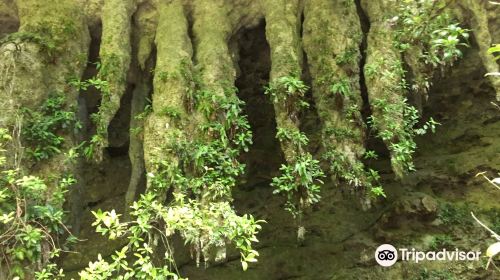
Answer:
267;75;328;233
82;193;263;279
34;263;66;280
330;78;352;97
68;64;116;161
364;62;380;79
428;24;469;66
363;150;378;160
276;127;309;150
363;0;464;178
370;186;386;198
438;203;471;227
324;126;358;141
273;125;326;222
417;268;456;280
335;47;357;66
369;95;440;174
82;85;262;277
322;148;383;196
82;134;104;160
157;71;169;82
394;0;470;90
264;76;310;111
21;93;79;161
69;77;109;92
272;153;324;219
0;128;76;279
486;44;500;77
429;235;454;251
134;104;153;121
159;106;182;119
394;0;470;63
488;44;500;60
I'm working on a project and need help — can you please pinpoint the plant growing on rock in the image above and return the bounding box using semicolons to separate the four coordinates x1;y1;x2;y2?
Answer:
272;153;324;217
82;85;263;277
264;76;310;112
486;44;500;77
368;63;440;175
363;0;467;179
329;78;352;97
335;47;358;66
21;93;80;161
1;0;497;278
272;125;325;240
82;192;263;279
264;73;327;240
0;128;76;279
394;0;470;90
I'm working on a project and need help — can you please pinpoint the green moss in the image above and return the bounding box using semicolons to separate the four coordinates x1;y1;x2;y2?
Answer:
0;0;89;123
143;0;193;179
335;46;358;66
88;0;136;160
158;106;183;119
0;32;56;56
428;235;454;251
21;93;79;161
303;0;371;190
438;203;472;227
262;0;306;164
416;268;456;280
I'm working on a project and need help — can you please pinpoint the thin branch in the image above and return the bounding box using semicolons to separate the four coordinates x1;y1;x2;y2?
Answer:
471;211;500;241
489;260;500;272
491;102;500;111
475;172;500;191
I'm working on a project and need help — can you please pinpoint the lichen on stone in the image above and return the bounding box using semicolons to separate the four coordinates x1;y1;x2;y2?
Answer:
92;0;137;160
143;0;192;191
303;0;368;188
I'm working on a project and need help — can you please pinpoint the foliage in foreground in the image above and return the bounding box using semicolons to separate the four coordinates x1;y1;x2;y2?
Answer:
366;0;469;178
80;193;262;279
266;77;326;228
80;83;264;278
0;109;77;280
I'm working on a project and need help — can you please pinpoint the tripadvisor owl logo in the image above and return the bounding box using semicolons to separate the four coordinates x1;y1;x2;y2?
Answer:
375;244;398;267
374;244;482;267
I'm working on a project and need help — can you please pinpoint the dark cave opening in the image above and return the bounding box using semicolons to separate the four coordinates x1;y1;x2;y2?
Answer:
300;40;323;158
233;20;285;188
354;0;392;173
0;11;19;38
79;21;133;157
78;22;102;139
106;84;132;155
70;22;135;234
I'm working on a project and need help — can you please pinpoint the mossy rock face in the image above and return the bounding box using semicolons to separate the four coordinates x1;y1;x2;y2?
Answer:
0;0;18;37
376;192;439;230
0;0;498;279
0;0;89;126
